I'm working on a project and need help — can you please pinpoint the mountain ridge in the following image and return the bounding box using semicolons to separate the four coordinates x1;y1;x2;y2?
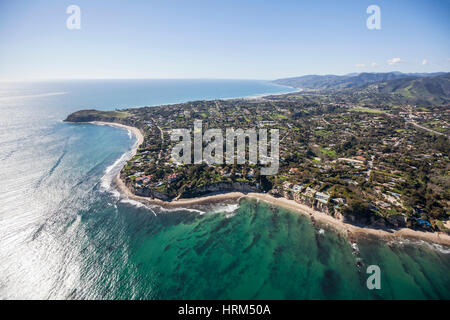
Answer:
273;72;446;90
273;72;450;106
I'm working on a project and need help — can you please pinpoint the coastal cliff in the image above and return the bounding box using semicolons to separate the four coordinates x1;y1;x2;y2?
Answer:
64;110;133;123
124;178;260;201
64;103;450;244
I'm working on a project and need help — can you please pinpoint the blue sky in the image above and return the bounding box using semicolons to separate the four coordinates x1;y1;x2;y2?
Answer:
0;0;449;80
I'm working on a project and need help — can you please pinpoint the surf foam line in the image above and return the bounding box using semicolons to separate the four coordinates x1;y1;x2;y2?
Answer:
100;150;133;195
388;238;450;254
152;203;240;218
155;205;206;215
120;199;157;216
96;124;141;198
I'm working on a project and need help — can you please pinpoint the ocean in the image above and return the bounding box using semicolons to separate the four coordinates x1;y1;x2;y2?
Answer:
0;79;448;299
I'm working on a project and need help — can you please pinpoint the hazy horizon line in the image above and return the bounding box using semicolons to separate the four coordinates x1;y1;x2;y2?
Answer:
1;71;449;83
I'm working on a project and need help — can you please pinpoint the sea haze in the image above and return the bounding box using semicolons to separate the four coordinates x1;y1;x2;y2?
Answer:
0;79;448;299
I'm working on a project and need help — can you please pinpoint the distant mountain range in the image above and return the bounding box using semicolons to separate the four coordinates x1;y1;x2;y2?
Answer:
273;72;450;105
273;72;446;90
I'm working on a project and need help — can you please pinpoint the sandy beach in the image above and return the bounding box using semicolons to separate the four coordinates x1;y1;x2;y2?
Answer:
90;121;144;152
94;121;450;247
246;193;450;246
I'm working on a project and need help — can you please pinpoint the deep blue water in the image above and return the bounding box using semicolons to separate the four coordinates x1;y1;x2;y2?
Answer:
0;79;448;299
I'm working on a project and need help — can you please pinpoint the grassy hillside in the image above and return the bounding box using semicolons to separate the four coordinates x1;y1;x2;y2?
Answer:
273;72;450;106
273;72;444;91
372;73;450;105
64;109;132;122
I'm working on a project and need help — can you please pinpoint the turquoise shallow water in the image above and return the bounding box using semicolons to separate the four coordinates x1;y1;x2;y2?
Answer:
0;80;448;299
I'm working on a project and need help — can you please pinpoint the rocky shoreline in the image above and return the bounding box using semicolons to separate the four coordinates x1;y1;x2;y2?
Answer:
93;121;450;247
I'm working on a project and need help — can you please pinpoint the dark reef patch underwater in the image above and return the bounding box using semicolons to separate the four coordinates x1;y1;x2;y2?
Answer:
74;198;450;299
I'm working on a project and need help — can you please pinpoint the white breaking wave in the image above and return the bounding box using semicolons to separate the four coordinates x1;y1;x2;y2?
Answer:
157;206;206;215
213;203;240;213
100;150;132;193
105;151;130;175
120;199;157;216
209;203;240;218
389;239;450;254
108;189;121;200
141;201;240;217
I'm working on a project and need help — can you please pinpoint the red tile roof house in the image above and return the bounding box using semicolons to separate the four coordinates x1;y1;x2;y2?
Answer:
168;172;182;183
135;174;154;185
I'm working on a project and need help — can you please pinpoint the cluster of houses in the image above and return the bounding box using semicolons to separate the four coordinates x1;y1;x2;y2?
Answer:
271;181;334;214
129;170;182;190
168;172;182;183
118;99;445;229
